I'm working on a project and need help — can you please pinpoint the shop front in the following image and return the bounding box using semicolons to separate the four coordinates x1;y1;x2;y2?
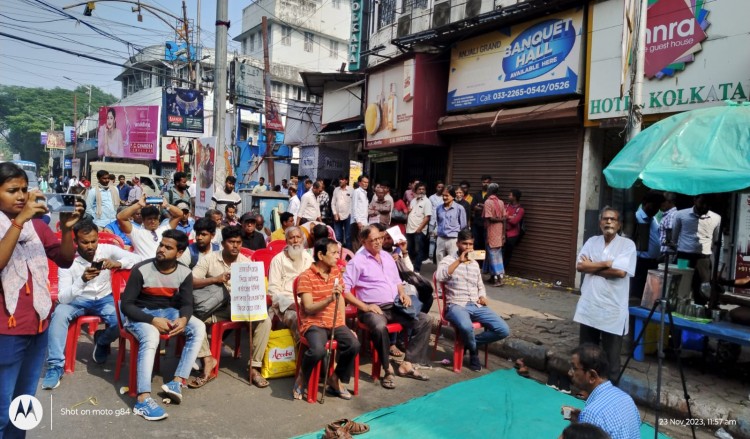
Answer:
586;0;750;284
364;53;449;190
439;7;587;285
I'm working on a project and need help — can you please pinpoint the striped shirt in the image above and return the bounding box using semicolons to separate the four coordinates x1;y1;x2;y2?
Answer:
121;259;193;323
436;255;485;307
296;265;345;334
579;381;641;439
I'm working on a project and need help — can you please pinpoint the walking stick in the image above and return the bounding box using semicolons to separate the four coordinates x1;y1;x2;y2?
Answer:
320;278;341;404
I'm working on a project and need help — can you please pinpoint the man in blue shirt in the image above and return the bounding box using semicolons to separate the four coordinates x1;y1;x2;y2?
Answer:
435;185;467;265
564;344;641;439
630;191;665;303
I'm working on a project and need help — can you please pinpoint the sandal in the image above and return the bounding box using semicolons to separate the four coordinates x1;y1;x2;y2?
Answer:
323;423;353;439
330;419;370;435
292;383;307;400
396;368;430;381
250;370;270;388
326;386;353;400
381;373;396;389
187;373;216;389
389;345;405;357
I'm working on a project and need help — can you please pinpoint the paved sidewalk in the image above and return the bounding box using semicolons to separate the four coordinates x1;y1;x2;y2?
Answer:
417;262;750;439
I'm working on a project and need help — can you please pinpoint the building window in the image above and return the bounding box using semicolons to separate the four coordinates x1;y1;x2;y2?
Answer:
414;0;427;8
304;32;314;52
329;40;339;58
249;34;255;52
282;26;292;46
332;0;341;8
378;0;396;29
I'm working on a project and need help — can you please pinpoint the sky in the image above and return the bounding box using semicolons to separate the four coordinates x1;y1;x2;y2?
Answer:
0;0;246;98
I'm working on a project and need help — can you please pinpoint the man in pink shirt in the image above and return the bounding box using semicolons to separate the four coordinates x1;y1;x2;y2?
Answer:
343;224;432;390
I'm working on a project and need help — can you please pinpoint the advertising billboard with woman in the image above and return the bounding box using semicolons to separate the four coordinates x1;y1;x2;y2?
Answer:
97;106;159;160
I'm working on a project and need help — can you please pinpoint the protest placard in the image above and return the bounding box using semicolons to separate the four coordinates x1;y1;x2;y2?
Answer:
231;262;268;322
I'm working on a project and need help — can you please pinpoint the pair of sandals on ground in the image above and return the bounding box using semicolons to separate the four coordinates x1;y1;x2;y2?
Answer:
186;355;270;389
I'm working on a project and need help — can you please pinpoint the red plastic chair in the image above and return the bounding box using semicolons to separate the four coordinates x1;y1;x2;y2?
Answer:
64;315;102;373
432;273;488;373
207;320;247;378
98;231;125;248
267;240;286;255
293;278;359;403
340;248;355;262
112;269;180;397
239;247;255;259
351;289;403;382
251;249;275;278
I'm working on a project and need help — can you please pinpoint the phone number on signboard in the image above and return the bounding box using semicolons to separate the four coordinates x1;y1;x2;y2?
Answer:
485;81;571;101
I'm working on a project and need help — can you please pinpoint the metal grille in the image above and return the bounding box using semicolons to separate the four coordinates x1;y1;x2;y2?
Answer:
449;127;583;285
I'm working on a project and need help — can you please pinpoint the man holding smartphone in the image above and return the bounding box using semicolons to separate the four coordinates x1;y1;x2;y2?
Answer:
436;228;510;372
42;220;141;390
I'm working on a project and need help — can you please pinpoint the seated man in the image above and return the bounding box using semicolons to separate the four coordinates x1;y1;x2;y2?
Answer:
344;225;432;389
104;206;133;247
271;212;295;242
163;201;194;236
117;195;182;258
293;238;360;400
268;226;313;341
192;225;272;388
563;343;641;439
120;229;206;421
436;228;510;372
42;220;142;389
240;212;267;250
186;217;220;269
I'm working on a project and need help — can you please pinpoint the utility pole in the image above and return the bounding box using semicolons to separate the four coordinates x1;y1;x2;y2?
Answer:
195;0;201;89
212;0;229;188
181;0;193;87
73;93;77;167
262;16;275;187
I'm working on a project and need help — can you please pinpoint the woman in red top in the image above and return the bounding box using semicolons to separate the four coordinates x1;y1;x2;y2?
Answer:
0;163;80;437
504;189;525;269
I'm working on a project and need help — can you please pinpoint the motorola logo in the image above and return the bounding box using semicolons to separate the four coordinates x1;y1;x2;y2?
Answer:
9;395;43;430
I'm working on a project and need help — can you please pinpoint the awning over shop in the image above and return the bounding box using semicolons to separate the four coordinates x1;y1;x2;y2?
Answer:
319;119;363;135
438;100;581;134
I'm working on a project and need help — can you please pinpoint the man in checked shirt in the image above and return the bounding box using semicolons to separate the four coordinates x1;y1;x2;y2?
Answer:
436;228;510;372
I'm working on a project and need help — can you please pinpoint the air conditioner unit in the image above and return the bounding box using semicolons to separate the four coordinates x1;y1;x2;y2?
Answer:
432;1;451;28
397;14;412;37
465;0;481;18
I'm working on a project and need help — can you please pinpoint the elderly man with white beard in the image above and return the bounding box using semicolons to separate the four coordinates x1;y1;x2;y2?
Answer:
268;227;314;342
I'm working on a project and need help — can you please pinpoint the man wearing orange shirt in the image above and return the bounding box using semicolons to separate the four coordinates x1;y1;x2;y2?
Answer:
292;238;360;401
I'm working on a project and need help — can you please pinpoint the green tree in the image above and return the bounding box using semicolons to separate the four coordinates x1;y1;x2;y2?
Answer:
0;85;117;172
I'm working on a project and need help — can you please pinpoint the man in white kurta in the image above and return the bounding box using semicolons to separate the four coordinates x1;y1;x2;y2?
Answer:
574;207;636;383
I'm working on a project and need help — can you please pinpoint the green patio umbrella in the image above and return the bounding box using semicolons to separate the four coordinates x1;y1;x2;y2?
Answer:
603;101;750;195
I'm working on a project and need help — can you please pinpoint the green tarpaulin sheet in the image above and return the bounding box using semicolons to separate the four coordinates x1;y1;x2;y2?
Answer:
295;369;670;438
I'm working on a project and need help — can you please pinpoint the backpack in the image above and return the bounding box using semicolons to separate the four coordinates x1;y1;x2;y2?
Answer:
188;242;220;269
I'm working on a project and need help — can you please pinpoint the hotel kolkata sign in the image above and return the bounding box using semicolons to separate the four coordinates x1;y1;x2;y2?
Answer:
587;0;749;120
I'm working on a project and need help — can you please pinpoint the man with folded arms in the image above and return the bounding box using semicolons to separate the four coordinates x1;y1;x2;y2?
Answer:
268;227;313;342
293;238;360;400
121;229;206;421
344;225;432;389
